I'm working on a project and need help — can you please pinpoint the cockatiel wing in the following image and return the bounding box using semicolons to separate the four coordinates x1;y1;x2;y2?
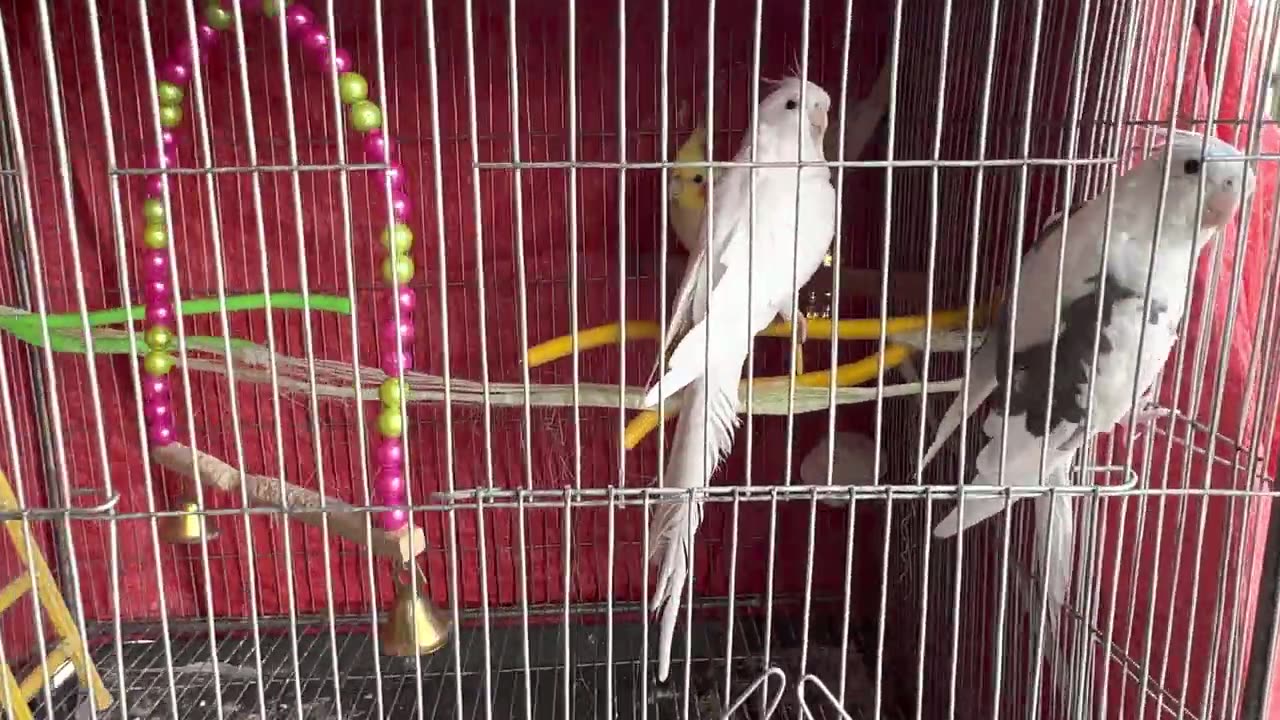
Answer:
647;153;753;387
915;204;1098;476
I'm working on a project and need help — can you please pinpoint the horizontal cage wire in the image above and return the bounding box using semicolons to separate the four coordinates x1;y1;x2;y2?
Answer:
0;0;1276;719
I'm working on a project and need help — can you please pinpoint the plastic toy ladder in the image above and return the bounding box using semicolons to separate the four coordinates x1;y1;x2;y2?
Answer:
0;471;111;719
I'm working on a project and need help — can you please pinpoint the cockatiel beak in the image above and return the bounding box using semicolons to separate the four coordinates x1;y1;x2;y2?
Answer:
1202;165;1254;229
810;107;828;143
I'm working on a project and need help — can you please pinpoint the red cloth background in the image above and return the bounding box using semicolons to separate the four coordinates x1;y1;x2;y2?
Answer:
0;0;1275;717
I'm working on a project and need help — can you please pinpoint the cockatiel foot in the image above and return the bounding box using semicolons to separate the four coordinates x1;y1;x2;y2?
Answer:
1129;402;1173;436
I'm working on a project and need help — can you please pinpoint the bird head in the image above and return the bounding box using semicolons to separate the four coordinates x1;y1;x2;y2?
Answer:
1158;130;1254;231
669;127;709;211
759;76;831;157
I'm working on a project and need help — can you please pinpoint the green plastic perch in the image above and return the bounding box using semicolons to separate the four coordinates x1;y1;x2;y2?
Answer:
0;292;352;355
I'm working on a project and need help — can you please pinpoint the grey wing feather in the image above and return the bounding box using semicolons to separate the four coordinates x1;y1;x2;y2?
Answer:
916;336;999;475
916;202;1101;475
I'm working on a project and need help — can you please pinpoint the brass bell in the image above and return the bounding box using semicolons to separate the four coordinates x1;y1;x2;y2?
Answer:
158;497;220;545
379;564;451;657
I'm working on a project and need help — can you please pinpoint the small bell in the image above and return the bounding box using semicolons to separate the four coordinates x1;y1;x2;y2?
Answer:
379;564;451;657
806;251;836;320
158;497;220;544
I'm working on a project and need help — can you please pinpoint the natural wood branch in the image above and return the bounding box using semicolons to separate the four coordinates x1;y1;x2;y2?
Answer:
151;443;425;565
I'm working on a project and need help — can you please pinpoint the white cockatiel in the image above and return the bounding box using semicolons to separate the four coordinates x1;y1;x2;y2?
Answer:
915;130;1252;640
643;76;836;682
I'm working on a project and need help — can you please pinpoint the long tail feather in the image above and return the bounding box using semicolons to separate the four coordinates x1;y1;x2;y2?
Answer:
649;358;744;681
1034;487;1073;644
1032;467;1075;703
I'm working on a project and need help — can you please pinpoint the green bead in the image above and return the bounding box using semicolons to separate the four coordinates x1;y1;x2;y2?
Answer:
380;224;414;253
145;325;173;351
377;408;404;438
157;81;184;107
349;100;382;132
379;377;403;408
338;72;369;105
203;4;233;30
158;105;183;129
262;0;291;18
381;254;415;284
143;224;169;250
144;350;175;376
142;198;165;223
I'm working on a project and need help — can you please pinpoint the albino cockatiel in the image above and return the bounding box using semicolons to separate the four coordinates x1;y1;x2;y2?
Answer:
915;130;1252;642
669;127;710;255
644;76;836;682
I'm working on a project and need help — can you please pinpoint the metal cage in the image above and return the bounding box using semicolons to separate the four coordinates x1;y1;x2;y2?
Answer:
0;0;1276;718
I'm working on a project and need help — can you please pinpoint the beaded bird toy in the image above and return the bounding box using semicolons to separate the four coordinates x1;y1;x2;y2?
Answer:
138;0;416;534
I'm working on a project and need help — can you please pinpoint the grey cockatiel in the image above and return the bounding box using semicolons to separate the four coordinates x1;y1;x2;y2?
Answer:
916;130;1252;645
644;75;837;682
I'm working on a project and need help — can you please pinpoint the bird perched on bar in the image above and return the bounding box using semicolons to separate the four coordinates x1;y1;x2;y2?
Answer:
643;75;837;683
915;129;1253;645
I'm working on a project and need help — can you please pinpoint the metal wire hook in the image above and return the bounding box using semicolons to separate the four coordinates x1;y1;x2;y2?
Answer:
795;673;853;720
0;490;121;521
720;665;786;720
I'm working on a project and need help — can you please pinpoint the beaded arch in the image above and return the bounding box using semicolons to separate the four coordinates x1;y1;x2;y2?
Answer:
137;1;415;533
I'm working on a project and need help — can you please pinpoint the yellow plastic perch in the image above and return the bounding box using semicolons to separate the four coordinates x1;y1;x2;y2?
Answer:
0;471;113;720
524;305;984;450
523;308;976;369
621;343;913;449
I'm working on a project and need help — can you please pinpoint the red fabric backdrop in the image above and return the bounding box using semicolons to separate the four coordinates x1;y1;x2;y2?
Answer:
0;0;1276;717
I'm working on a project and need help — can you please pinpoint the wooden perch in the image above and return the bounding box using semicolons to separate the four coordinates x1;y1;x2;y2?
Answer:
152;443;425;565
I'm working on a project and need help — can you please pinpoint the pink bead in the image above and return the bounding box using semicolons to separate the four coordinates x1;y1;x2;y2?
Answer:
148;422;176;446
159;59;192;85
389;190;413;221
363;130;392;163
376;439;403;467
145;280;172;304
160;129;178;152
318;48;353;74
380;508;409;532
300;28;330;59
196;23;220;50
380;317;415;345
145;175;168;198
142;376;171;401
380;350;412;375
334;49;353;73
375;468;404;497
381;162;408;192
387;286;417;315
285;5;316;38
146;146;175;169
146;303;174;326
142;250;169;281
145;402;172;424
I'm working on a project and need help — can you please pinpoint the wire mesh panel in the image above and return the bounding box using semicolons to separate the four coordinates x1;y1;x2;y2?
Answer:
0;0;1276;719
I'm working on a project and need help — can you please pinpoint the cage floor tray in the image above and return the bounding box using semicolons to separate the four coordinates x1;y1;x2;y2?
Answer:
83;613;893;719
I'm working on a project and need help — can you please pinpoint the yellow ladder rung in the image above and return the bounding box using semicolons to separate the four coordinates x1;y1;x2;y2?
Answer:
0;576;31;613
18;643;72;703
